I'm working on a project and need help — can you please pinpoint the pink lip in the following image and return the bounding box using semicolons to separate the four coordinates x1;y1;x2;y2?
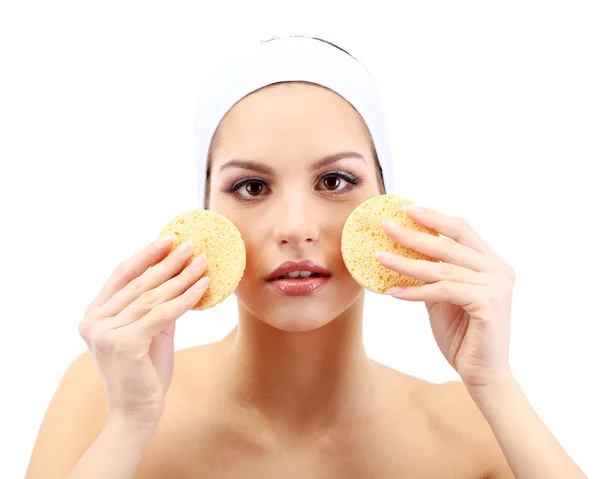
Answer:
269;277;329;296
267;260;331;281
266;260;331;297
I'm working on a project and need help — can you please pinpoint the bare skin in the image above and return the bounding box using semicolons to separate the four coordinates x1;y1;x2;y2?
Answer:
29;337;510;479
27;82;582;478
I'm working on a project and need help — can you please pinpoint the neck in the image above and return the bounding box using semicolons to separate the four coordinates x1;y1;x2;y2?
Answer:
219;292;377;438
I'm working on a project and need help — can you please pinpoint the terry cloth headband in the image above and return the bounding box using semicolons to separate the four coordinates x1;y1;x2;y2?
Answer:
193;36;394;207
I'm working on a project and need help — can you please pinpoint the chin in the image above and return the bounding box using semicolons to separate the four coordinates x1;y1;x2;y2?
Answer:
262;301;338;332
235;278;364;332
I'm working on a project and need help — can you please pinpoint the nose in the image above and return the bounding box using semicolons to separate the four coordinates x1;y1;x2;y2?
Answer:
273;194;319;247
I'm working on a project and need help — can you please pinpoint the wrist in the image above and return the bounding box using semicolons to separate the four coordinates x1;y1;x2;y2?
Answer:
465;370;518;405
66;412;158;477
106;412;161;437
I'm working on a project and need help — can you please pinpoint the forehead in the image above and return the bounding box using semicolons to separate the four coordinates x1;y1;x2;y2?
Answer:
212;82;372;159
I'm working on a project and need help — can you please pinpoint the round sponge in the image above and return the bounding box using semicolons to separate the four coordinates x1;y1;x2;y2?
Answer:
341;195;439;294
159;210;246;310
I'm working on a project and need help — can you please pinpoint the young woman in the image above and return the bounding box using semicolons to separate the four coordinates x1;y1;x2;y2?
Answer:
26;36;586;478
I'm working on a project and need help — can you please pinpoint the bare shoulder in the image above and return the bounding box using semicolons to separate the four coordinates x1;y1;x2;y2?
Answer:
371;362;513;478
172;342;224;387
26;351;109;478
131;343;230;477
420;380;514;478
419;380;493;442
43;350;109;430
26;341;230;478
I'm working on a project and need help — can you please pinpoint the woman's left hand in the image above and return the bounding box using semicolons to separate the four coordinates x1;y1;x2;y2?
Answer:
377;204;516;392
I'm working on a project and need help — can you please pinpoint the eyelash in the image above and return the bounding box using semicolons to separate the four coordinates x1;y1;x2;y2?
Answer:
220;170;363;202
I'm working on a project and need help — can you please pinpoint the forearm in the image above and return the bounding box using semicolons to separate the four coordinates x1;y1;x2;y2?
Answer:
469;375;586;478
66;416;157;479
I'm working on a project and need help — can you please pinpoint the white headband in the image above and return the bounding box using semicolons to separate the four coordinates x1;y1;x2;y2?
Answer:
193;36;394;207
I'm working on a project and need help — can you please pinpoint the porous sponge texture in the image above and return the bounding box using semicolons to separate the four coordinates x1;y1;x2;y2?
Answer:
341;195;439;294
159;210;246;310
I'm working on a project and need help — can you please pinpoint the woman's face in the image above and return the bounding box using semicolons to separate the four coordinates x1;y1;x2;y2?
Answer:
209;82;382;332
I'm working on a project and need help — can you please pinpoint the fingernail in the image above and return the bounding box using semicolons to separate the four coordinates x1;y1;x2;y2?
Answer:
376;250;396;261
188;254;206;269
401;204;425;213
382;219;403;232
191;276;209;291
158;233;175;245
177;239;193;254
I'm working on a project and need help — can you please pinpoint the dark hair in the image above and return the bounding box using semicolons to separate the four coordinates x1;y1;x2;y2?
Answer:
204;36;386;209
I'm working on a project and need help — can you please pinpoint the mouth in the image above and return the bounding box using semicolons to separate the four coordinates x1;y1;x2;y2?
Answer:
266;260;331;296
267;260;331;281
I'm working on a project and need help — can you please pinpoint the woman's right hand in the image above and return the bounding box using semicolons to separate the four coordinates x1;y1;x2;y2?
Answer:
78;235;209;427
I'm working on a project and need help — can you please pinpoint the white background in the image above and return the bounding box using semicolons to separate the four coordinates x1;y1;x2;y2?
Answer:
1;1;599;477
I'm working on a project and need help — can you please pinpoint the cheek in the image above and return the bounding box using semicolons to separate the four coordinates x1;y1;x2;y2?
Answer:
230;214;270;272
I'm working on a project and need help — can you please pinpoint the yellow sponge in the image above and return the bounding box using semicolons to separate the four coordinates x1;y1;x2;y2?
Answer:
159;210;246;310
341;195;439;294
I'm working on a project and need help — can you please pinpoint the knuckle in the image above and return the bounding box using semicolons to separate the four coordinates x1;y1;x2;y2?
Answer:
111;335;135;355
154;301;179;322
78;319;93;340
129;278;146;297
437;262;455;280
437;241;453;260
147;301;166;319
451;218;470;242
436;281;451;295
90;329;134;355
456;217;470;230
83;303;95;317
139;291;160;310
113;260;130;277
89;328;111;349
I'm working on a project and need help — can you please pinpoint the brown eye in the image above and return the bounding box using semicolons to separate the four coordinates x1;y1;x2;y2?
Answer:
226;177;270;201
244;182;263;196
323;176;341;190
315;171;359;196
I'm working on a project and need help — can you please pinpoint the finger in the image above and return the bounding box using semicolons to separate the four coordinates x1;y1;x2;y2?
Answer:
376;251;489;286
383;220;493;273
387;280;482;307
103;253;207;330
162;319;176;340
400;204;497;259
130;276;210;339
88;234;176;310
99;240;196;318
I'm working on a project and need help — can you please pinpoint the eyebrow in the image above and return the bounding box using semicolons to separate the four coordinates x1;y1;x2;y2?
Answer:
219;151;365;175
